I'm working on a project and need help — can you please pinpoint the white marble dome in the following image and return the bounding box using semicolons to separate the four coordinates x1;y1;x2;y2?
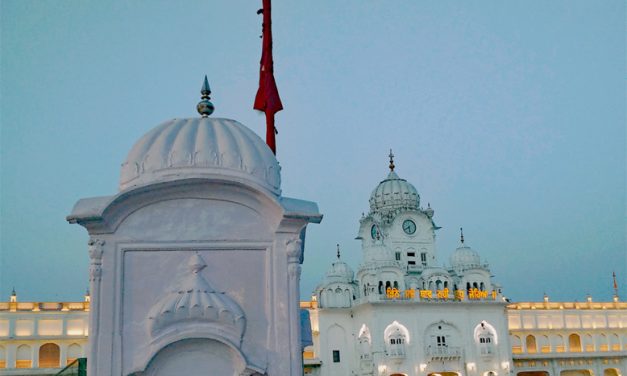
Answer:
119;118;281;194
369;170;420;213
450;244;481;269
324;258;354;283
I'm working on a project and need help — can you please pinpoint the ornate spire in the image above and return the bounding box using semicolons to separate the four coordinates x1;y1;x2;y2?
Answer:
336;243;341;259
460;227;465;244
196;75;215;117
388;149;395;171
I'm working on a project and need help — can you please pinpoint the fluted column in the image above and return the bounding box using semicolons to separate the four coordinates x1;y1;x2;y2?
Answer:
286;237;303;376
87;237;104;375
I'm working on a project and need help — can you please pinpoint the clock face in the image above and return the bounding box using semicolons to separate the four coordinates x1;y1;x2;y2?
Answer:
371;225;379;239
402;219;416;235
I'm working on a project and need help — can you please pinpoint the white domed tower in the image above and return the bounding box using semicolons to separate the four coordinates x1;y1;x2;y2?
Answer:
449;229;500;299
68;78;321;376
356;151;440;297
315;245;357;308
311;152;510;376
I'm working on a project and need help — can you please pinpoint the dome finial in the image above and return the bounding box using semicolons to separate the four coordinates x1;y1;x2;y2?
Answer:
388;149;395;171
336;243;341;259
460;227;464;244
189;252;207;274
196;75;215;117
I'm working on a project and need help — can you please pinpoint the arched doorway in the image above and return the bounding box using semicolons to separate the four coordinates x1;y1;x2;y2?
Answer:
429;372;460;376
526;335;537;353
568;334;582;352
604;369;620;376
144;339;242;376
561;370;592;376
39;343;60;368
518;372;549;376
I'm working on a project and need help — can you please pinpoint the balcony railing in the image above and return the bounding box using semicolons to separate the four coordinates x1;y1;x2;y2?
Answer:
386;346;406;363
425;345;462;359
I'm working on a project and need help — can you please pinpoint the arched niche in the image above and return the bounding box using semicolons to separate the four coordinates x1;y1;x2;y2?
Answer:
142;338;244;376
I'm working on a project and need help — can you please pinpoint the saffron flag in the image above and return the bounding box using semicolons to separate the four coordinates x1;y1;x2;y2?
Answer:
254;0;283;155
613;272;618;290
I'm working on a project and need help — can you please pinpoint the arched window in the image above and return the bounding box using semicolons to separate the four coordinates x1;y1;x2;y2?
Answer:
555;334;565;352
568;334;582;352
599;333;609;351
384;321;410;358
436;280;443;290
474;321;497;356
16;345;31;368
466;282;471;291
0;346;5;368
584;333;594;352
526;335;537;353
378;281;383;294
39;343;60;368
480;282;485;291
358;330;371;359
512;335;522;354
444;281;449;289
393;281;399;289
67;344;82;364
540;335;550;353
324;288;332;307
473;282;478;289
610;334;620;351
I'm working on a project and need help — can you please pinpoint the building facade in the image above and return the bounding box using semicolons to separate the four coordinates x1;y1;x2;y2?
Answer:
306;156;511;376
0;291;89;375
1;155;625;376
301;156;626;376
507;299;626;376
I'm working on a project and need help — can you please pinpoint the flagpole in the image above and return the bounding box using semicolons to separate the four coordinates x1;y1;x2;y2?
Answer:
254;0;283;155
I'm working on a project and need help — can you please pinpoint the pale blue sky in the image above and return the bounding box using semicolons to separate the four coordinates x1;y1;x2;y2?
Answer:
1;1;625;302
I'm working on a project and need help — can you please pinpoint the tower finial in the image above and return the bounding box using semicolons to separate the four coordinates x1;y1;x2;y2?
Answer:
336;244;341;259
389;149;395;171
460;227;464;244
613;271;619;297
196;75;215;117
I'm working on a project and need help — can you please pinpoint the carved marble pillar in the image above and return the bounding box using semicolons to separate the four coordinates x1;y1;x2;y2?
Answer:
87;237;104;373
286;238;303;375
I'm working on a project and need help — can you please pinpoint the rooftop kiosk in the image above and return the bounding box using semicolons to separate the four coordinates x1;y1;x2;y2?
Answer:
68;80;321;376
